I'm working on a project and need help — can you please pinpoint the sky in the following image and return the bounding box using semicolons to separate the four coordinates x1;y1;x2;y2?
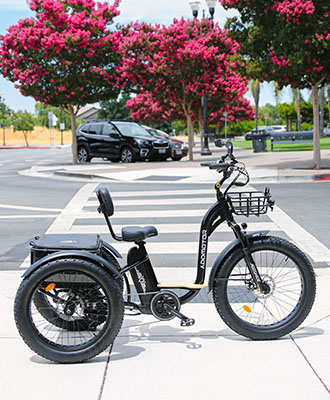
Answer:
0;0;295;113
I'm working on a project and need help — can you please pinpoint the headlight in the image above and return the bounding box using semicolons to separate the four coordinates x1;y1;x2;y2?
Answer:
135;139;150;146
173;143;182;149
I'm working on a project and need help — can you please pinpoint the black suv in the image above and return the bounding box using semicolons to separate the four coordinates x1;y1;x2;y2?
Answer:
76;120;172;163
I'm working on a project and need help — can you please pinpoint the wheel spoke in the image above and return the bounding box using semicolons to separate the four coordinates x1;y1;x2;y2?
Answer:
219;247;307;329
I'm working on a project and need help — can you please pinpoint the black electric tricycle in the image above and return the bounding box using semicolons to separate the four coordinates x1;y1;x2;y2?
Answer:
14;140;316;363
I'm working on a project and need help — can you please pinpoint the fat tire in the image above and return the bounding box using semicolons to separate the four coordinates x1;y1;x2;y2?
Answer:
212;236;316;340
34;252;123;330
14;258;124;363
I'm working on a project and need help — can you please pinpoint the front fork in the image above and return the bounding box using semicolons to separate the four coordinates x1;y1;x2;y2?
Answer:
230;222;268;294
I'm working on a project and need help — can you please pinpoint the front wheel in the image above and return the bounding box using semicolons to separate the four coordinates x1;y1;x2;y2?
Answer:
213;236;316;340
14;258;124;363
120;147;135;163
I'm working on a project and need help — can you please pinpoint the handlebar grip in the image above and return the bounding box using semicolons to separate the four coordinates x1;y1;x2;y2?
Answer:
200;162;230;170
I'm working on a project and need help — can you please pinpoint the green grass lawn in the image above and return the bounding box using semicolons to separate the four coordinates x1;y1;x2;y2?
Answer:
233;137;330;152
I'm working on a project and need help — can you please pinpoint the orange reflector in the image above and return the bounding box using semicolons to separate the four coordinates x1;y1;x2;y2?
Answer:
243;305;252;313
45;283;56;292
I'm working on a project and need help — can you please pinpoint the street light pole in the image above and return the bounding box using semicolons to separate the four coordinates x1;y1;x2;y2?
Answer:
190;0;216;156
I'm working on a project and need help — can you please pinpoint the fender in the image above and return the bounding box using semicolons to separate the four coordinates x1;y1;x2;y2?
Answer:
22;250;122;280
101;240;122;259
208;230;270;292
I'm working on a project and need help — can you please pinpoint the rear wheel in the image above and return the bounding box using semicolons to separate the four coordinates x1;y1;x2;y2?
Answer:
15;258;124;363
213;236;316;340
78;146;91;163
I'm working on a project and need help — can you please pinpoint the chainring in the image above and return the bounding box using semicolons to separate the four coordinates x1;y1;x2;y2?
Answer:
150;291;181;321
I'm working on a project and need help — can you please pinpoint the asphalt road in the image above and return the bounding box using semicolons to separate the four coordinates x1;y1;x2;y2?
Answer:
0;146;329;271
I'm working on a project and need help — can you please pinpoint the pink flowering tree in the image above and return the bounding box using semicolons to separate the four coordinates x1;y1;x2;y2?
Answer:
126;92;184;126
209;96;254;126
221;0;330;168
119;18;249;160
0;0;121;163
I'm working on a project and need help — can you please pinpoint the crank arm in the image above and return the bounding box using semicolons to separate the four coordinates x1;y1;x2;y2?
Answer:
163;304;195;327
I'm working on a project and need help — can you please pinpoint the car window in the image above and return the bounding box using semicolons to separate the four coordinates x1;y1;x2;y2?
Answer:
114;123;151;137
88;124;102;135
156;130;169;139
102;124;118;135
80;124;90;133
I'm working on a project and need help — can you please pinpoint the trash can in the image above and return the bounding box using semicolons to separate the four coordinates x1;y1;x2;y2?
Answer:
252;132;267;153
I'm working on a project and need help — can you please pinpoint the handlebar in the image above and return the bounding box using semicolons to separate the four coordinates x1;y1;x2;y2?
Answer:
200;162;230;170
200;140;249;190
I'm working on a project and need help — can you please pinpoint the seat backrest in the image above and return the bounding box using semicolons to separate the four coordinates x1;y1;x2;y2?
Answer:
96;187;114;217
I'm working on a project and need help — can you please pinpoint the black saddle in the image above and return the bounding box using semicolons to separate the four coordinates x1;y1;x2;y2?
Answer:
122;226;158;242
96;187;158;242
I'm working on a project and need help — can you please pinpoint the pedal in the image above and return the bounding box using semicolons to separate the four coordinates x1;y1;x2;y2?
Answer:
180;318;195;327
163;303;195;327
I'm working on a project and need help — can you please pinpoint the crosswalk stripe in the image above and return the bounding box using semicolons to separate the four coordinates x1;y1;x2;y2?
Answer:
69;222;280;234
86;197;216;206
47;183;99;234
22;182;329;268
79;209;217;218
90;189;216;198
269;206;330;263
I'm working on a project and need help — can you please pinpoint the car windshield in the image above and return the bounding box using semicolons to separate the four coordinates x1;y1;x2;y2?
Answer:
114;123;151;137
148;129;166;138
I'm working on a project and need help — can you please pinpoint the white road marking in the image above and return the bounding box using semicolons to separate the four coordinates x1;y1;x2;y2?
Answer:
18;183;99;268
70;222;280;234
86;197;215;206
78;209;213;218
0;214;59;219
0;204;62;212
18;184;330;269
46;183;99;234
269;206;330;263
90;189;215;198
19;255;31;269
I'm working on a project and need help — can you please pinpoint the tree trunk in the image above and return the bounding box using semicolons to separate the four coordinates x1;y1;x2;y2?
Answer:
187;113;194;161
327;84;330;124
215;125;220;137
23;132;29;147
182;101;194;161
311;84;321;169
69;104;78;164
295;90;301;131
198;107;204;149
319;86;325;138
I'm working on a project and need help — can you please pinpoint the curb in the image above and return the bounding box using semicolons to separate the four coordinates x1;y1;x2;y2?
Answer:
0;145;51;150
51;169;327;184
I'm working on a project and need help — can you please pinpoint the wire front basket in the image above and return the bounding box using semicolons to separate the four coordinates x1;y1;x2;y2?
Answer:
227;188;273;217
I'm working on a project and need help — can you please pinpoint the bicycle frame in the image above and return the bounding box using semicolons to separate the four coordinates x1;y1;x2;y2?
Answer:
118;185;265;312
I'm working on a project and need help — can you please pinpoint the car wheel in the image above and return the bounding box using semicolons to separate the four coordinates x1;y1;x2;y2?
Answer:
78;146;91;163
120;147;135;163
171;156;183;161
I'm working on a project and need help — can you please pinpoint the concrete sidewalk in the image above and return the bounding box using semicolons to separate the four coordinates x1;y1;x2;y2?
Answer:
1;268;330;399
20;143;330;183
